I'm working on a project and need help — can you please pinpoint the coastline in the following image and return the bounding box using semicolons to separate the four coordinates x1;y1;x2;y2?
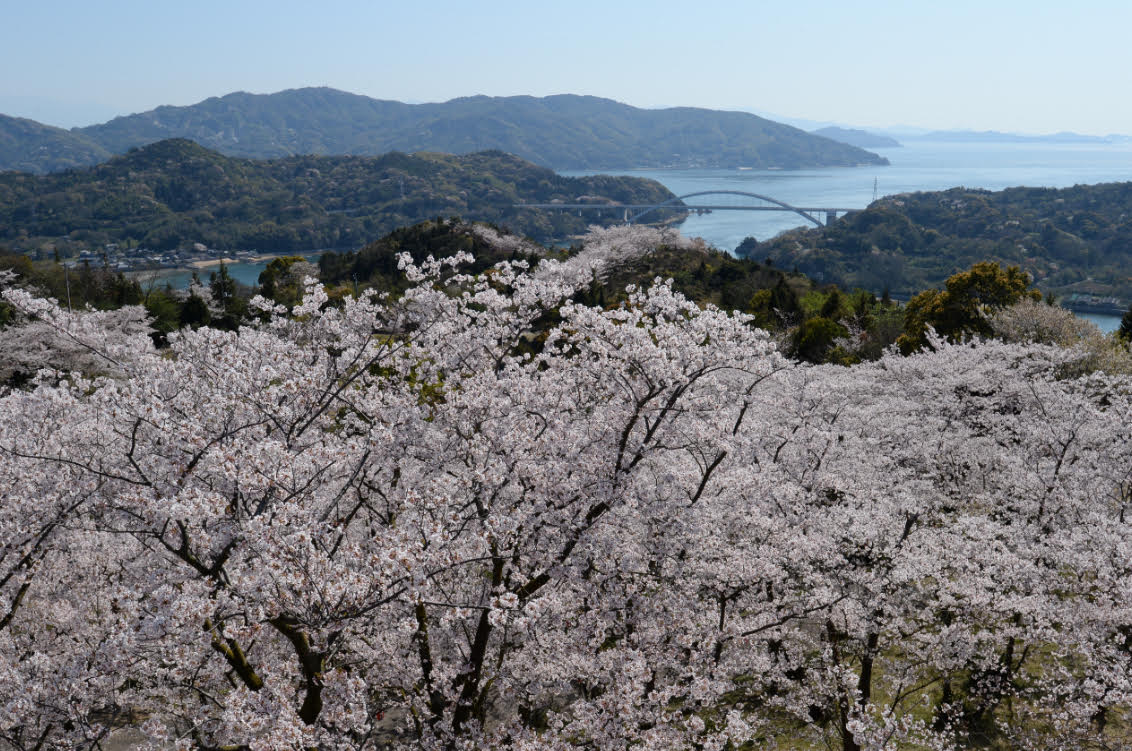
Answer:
126;252;328;290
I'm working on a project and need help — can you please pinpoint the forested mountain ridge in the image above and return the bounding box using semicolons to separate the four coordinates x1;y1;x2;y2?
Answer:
0;114;110;174
2;87;889;173
0;139;678;253
761;181;1132;304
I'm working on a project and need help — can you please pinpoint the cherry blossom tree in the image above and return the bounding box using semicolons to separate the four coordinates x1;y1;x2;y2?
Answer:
990;297;1132;376
2;240;1132;751
0;277;154;390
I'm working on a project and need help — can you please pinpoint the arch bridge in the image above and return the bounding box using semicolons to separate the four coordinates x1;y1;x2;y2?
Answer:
516;190;858;227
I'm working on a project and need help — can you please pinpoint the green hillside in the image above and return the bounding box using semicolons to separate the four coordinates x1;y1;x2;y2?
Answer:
0;139;678;254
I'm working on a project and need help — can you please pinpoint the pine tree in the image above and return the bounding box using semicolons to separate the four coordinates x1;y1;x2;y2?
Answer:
820;288;843;319
1119;302;1132;341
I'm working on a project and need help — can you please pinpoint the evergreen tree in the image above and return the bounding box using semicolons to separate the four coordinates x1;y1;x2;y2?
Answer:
179;293;211;329
819;288;843;319
208;262;247;330
209;263;236;309
733;236;759;259
769;277;800;320
1119;303;1132;342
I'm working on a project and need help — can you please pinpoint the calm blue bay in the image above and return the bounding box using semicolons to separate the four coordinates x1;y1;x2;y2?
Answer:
134;263;269;291
133;254;322;292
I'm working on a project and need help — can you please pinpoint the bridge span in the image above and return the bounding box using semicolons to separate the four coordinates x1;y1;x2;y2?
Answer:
516;190;858;227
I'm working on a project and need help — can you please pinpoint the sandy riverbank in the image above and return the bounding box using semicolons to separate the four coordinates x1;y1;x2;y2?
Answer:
186;255;284;269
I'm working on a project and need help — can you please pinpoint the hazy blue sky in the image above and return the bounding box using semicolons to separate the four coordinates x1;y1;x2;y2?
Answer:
3;0;1130;134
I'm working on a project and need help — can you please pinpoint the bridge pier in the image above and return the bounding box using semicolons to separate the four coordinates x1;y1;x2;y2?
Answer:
825;211;838;226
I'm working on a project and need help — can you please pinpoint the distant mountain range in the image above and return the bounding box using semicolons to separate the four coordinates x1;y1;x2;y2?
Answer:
811;126;901;149
0;88;889;174
0;138;680;253
898;129;1131;144
0;114;110;173
806;124;1130;146
731;108;1130;143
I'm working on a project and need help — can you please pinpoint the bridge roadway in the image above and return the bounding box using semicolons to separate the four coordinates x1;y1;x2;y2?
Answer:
515;203;857;213
515;190;859;227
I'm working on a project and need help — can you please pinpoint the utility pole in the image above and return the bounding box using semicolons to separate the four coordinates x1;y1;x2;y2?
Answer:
64;262;72;312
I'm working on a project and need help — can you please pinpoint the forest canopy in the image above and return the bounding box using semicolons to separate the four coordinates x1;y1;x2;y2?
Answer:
0;139;679;254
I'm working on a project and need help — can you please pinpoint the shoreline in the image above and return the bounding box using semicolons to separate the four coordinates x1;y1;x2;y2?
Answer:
125;251;333;289
1061;302;1127;316
187;257;239;269
125;253;310;280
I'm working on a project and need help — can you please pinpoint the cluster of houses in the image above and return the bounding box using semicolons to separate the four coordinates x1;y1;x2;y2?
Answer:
73;243;264;272
1063;291;1126;315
